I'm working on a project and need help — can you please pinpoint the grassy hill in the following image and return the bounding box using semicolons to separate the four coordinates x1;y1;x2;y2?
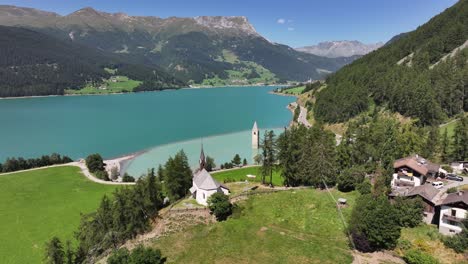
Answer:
0;166;117;263
151;189;357;263
313;0;468;126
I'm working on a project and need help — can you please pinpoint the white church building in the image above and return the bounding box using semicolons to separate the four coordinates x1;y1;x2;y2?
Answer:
189;146;229;206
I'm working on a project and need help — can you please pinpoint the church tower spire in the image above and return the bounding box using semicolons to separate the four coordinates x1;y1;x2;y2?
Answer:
199;142;206;171
252;121;259;148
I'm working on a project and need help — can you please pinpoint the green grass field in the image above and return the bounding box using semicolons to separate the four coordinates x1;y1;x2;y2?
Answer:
0;166;117;264
281;86;305;95
65;76;142;95
151;189;357;263
439;119;458;138
212;166;283;186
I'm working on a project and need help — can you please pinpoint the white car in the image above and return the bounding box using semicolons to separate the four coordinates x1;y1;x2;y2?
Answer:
432;181;444;189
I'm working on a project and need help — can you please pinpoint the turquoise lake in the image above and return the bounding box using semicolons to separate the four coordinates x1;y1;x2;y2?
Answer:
0;86;295;173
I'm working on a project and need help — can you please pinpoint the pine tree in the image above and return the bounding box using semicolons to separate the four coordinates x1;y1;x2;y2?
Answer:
44;237;64;264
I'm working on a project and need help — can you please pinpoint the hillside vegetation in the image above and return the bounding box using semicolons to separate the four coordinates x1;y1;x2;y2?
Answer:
0;26;183;97
314;0;468;125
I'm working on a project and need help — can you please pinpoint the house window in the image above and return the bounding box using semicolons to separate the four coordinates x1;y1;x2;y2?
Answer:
451;209;456;217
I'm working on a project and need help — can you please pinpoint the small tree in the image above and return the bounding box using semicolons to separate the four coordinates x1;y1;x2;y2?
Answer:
130;246;166;264
110;166;119;181
206;156;216;172
107;248;130;264
232;154;242;167
394;197;424;227
253;154;262;165
207;192;232;221
337;166;366;192
85;153;105;173
349;195;401;252
95;170;110;181
122;173;135;182
243;158;248;166
64;240;74;264
44;237;64;264
356;178;372;195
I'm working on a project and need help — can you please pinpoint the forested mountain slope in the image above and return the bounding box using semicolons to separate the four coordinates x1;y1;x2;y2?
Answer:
314;0;468;125
0;26;183;97
0;6;357;84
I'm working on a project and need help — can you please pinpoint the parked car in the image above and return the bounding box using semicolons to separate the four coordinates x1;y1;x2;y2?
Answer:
446;174;464;182
432;181;444;189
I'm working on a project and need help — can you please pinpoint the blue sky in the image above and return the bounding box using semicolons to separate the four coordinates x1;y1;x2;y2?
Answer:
0;0;459;47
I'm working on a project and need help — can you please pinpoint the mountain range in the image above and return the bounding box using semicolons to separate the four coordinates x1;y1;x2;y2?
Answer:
0;5;362;97
296;41;384;58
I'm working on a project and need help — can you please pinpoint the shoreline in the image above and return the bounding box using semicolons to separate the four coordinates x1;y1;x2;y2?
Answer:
119;126;289;176
0;84;288;100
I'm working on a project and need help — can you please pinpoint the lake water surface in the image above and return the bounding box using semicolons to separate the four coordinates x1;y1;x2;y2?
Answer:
0;86;294;171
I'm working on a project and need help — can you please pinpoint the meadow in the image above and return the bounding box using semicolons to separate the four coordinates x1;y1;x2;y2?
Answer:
151;188;357;263
0;166;117;263
281;85;305;95
65;75;142;95
212;166;284;186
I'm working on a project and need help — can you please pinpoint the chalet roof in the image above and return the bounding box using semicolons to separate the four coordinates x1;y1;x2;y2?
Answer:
441;191;468;206
407;185;440;202
393;155;440;176
193;169;229;190
390;184;440;204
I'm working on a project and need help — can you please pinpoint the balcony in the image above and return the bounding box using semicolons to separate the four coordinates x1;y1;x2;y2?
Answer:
443;214;464;223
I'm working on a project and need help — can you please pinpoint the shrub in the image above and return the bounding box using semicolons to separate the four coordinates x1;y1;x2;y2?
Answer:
85;153;105;173
396;239;412;251
443;218;468;253
122;173;135;182
446;187;458;194
356;178;372;195
393;197;424;228
403;249;439;264
207;192;232;221
107;248;130;264
349;195;401;251
95;170;110;181
441;165;453;173
107;246;166;264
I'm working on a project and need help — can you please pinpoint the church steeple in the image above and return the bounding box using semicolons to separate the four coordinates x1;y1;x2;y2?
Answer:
199;143;206;171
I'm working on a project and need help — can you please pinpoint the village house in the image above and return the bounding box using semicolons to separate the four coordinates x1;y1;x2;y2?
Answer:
438;191;468;235
390;184;440;224
451;161;468;174
391;155;441;188
189;146;229;206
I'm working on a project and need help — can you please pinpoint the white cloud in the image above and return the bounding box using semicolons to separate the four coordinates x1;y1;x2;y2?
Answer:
288;27;295;31
277;18;286;24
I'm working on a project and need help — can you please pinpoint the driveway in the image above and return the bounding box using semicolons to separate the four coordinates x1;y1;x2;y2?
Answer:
442;175;467;190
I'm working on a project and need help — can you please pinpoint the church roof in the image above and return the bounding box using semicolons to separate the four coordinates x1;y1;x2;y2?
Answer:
252;121;258;131
193;169;226;190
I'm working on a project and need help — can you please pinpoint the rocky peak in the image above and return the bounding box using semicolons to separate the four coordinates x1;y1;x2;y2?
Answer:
68;7;105;17
297;40;384;58
0;5;59;17
194;16;258;35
